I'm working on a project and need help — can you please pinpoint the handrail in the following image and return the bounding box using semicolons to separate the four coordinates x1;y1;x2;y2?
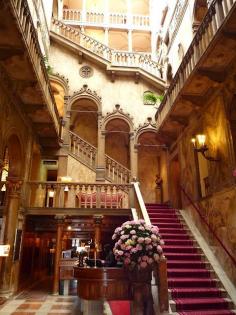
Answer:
181;185;236;267
105;155;130;176
132;182;151;225
69;130;97;151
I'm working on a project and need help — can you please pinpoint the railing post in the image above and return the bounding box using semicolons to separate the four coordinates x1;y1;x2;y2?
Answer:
156;257;169;313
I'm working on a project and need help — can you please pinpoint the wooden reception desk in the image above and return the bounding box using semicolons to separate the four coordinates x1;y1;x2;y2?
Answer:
74;267;131;300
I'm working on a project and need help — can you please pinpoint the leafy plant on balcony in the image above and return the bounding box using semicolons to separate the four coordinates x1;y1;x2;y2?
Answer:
43;55;53;75
143;91;164;106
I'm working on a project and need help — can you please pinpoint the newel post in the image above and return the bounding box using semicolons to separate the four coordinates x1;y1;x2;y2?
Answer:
156;257;169;313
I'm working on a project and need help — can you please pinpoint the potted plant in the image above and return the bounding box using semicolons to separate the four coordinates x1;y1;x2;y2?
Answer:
112;219;164;315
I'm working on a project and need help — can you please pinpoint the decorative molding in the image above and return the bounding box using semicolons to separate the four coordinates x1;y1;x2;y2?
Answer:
79;65;93;78
102;104;134;131
49;73;69;94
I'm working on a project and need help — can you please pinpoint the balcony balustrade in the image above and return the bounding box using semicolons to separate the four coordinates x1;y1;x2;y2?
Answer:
26;181;131;209
156;0;236;129
51;19;163;79
63;9;150;30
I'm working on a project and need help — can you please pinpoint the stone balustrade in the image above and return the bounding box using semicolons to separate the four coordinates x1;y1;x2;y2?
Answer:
63;9;150;29
105;156;131;184
68;131;131;184
156;0;236;128
51;19;162;78
69;131;97;169
10;0;60;134
26;181;131;209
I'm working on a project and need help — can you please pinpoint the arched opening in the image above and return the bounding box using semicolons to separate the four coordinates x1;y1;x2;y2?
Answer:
70;98;98;147
105;118;130;169
137;131;167;203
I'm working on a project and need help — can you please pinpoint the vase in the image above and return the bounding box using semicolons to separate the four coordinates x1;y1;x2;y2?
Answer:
127;266;155;315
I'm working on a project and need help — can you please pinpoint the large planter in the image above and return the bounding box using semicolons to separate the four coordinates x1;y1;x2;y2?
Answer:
127;266;155;315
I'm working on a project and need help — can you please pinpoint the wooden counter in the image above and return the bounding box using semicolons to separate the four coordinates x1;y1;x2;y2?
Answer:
74;267;131;300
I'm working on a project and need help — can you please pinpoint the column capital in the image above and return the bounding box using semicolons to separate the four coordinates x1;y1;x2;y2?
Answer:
54;215;66;225
93;215;103;225
6;177;22;196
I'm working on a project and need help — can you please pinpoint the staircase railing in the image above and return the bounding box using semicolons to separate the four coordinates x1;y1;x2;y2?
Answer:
105;155;131;184
51;19;163;78
26;181;132;209
69;131;97;169
181;185;236;267
68;131;131;184
130;181;169;313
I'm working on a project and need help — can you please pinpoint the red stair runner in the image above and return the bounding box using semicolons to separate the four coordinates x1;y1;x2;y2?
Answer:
146;203;235;315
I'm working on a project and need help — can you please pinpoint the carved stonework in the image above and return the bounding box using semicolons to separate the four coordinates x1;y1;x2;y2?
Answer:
6;178;22;196
50;72;69;93
102;104;134;130
79;65;93;78
69;84;102;108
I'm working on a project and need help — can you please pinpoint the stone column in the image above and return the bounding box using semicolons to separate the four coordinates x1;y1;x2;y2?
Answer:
93;215;103;258
52;215;65;295
0;177;22;295
96;117;106;181
130;133;138;180
104;28;109;46
128;29;133;52
82;0;87;22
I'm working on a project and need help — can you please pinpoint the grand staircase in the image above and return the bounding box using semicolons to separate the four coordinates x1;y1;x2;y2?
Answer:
146;203;236;315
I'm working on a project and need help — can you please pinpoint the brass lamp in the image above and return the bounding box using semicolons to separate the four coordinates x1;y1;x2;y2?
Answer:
191;134;220;162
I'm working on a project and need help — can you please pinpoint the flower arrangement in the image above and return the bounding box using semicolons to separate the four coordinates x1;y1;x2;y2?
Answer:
112;219;164;269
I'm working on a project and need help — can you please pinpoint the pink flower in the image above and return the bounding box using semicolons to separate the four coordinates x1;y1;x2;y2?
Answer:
145;237;151;244
137;237;144;243
115;227;122;234
124;258;131;265
148;258;154;264
136;244;143;251
132;235;137;240
121;234;129;240
151;234;157;241
130;230;136;235
142;255;149;261
118;250;124;256
112;234;116;240
140;261;147;268
160;239;164;245
126;245;132;251
138;226;145;231
157;245;163;253
131;248;137;253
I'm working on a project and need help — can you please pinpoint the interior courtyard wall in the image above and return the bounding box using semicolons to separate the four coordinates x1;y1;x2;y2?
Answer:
178;93;236;286
67;155;96;182
49;42;162;127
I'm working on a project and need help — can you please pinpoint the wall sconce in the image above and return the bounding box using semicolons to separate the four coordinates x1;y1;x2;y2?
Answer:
191;134;220;162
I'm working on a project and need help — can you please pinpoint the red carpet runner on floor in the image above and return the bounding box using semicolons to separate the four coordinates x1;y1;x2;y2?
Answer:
146;203;235;315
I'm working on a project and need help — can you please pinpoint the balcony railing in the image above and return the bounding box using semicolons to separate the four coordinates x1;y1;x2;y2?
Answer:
10;0;60;134
51;19;163;79
26;181;131;209
156;0;236;128
63;9;150;29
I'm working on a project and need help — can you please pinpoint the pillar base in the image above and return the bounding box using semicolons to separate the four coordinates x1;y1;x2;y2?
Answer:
96;167;106;182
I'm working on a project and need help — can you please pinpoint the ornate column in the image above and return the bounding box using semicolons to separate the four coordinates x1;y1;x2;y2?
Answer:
128;29;133;52
104;28;109;46
96;114;106;181
0;177;22;295
130;133;138;180
52;215;65;295
93;215;103;258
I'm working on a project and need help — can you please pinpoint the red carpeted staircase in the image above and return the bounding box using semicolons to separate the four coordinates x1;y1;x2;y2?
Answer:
146;203;236;315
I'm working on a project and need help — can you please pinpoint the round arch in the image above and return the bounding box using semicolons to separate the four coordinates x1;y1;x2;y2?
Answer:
102;104;134;132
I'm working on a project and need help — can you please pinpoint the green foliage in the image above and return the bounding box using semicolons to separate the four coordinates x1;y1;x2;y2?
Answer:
43;55;53;75
143;91;164;105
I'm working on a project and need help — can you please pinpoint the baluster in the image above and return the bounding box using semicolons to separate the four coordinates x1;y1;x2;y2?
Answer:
96;185;101;208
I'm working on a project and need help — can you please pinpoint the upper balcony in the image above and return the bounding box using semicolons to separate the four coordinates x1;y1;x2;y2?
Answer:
63;9;151;31
155;0;236;144
0;0;61;150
